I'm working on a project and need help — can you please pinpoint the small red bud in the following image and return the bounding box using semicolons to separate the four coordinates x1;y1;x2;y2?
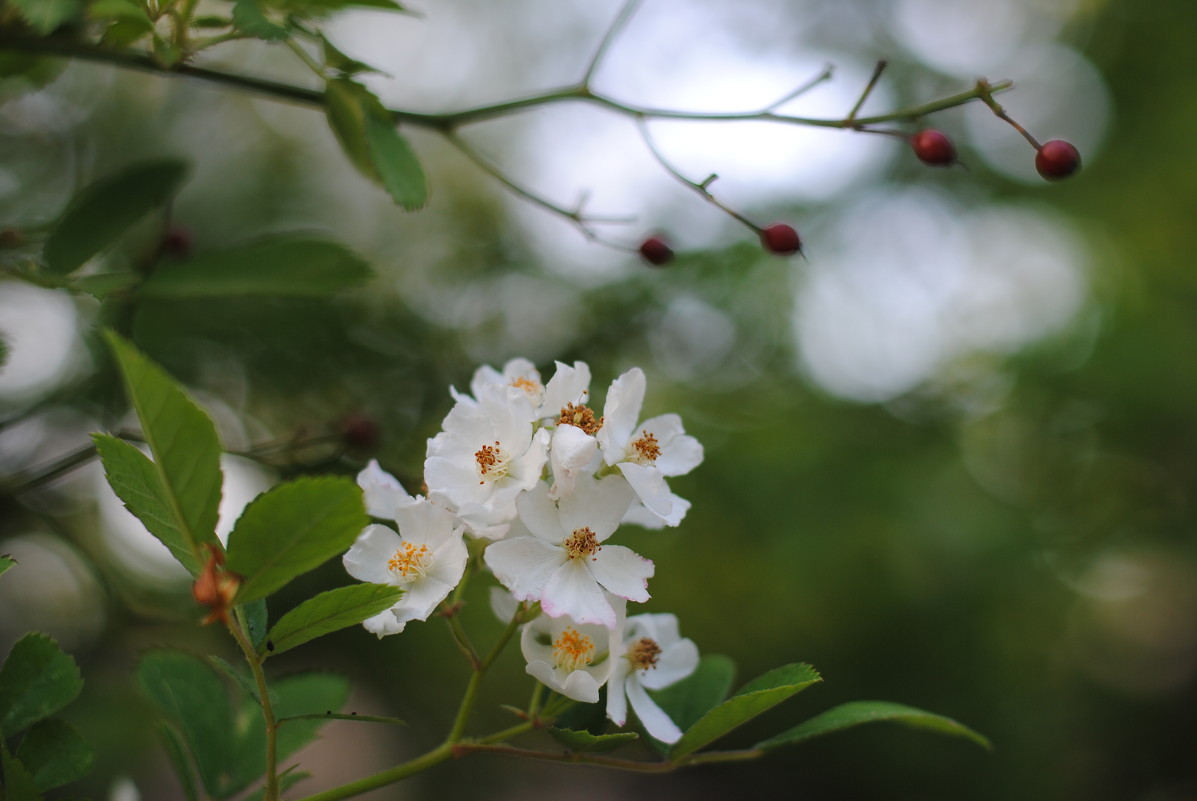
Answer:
638;236;674;267
193;544;240;626
337;413;382;453
910;129;957;167
760;223;802;256
1035;139;1081;181
162;226;194;259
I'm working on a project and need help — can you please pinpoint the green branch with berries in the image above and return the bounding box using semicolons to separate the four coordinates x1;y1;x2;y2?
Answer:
0;0;1077;273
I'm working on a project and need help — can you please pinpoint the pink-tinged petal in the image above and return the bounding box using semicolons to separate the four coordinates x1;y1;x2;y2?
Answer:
356;460;413;518
515;483;564;543
640;638;699;690
597;368;646;463
484;536;565;601
362;607;406;638
559;474;635;541
542;559;616;627
343;524;403;584
606;659;631;726
618;463;675;520
626;679;683;743
589;544;653;603
638;414;704;476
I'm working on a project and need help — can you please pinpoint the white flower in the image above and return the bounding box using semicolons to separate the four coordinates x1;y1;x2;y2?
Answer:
425;382;549;538
483;476;650;629
595;368;703;526
342;499;468;637
606;613;699;744
521;606;621;703
356;460;418;519
468;359;593;423
468;358;545;409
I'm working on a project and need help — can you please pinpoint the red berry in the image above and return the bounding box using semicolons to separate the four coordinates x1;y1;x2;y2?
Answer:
760;223;802;256
337;413;381;452
638;236;674;266
1035;139;1081;181
910;129;957;167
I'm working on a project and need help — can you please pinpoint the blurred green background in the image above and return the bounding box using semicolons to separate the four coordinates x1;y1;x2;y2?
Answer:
2;0;1196;799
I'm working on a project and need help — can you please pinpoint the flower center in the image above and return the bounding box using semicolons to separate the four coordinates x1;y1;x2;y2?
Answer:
510;376;542;396
474;440;510;484
387;542;433;583
563;527;601;560
629;430;660;464
558;402;604;435
552;627;595;672
628;637;662;671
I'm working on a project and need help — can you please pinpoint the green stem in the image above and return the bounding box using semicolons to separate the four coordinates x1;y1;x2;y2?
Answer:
451;743;765;772
228;614;281;801
292;743;455;801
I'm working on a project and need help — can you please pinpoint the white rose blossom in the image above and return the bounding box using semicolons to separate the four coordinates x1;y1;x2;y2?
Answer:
483;475;651;629
425;382;549;538
520;604;623;703
357;460;418;519
342;499;468;637
606;613;699;744
596;367;703;527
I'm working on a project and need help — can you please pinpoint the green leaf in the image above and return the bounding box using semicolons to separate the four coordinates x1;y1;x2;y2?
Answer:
652;654;736;735
282;0;409;11
14;719;94;791
208;656;266;706
1;743;44;801
104;331;223;568
668;662;821;760
232;0;288;40
137;650;234;797
241;598;269;651
93;434;203;575
139;236;372;298
70;272;140;299
226;477;367;604
0;335;9;369
88;0;153;26
325;78;428;210
43;159;188;275
365;114;427;211
756;700;992;751
0;553;14;578
321;35;385;77
263;584;403;657
548;727;639;754
156;722;201;801
241;768;311;801
0;633;83;738
8;0;85;34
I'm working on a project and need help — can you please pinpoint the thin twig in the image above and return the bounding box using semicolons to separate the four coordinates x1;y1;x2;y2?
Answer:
580;0;643;85
975;78;1039;149
846;59;887;124
764;63;836;112
635;118;759;231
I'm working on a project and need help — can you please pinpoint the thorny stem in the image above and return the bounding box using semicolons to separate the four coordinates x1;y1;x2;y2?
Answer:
0;31;1012;240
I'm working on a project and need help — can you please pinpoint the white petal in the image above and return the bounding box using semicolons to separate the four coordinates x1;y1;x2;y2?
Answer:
362;607;407;638
606;659;631;727
558;474;635;541
589;545;653;603
394;498;461;550
617;463;675;520
526;660;601;704
597;368;646;463
640;638;699;690
548;425;599;499
489;586;520;623
356;460;413;518
484;536;565;601
638;414;704;477
541;361;591;417
626;678;683;743
393;576;454;623
342;524;403;584
515;483;564;544
541;559;616;627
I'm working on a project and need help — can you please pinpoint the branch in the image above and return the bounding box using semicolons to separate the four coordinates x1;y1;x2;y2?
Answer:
580;0;643;85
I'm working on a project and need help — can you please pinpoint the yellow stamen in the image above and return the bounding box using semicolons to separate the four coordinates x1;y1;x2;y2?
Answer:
558;402;604;435
387;542;432;582
563;527;601;560
553;627;595;672
631;430;660;463
628;637;662;671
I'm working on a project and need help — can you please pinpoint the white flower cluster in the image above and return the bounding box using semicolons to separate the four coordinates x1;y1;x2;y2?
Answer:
343;359;703;742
